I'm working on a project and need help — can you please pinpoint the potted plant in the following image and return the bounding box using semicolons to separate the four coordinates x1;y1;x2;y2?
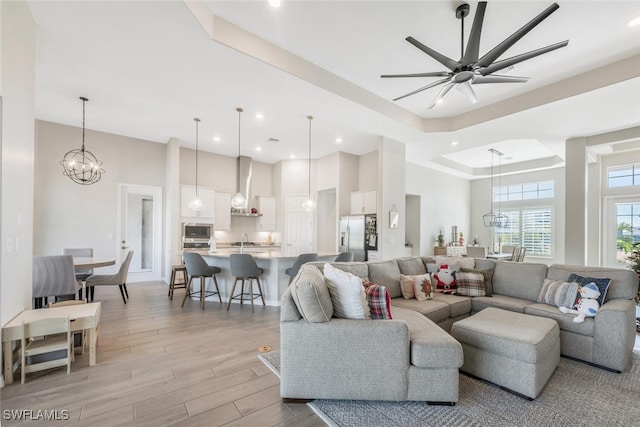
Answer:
437;231;445;247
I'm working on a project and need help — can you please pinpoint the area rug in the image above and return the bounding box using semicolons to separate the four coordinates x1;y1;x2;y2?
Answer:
259;350;640;427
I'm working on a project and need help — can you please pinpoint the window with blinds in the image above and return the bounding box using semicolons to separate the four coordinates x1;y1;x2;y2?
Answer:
494;207;552;256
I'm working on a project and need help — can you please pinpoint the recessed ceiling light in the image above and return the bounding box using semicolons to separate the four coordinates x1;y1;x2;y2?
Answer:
255;113;264;120
255;146;262;151
268;0;281;8
451;141;459;146
335;137;343;144
290;154;295;159
213;136;221;142
436;99;444;104
629;16;640;27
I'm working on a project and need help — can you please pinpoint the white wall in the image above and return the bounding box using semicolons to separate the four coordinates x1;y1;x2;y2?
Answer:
406;162;471;257
379;137;405;260
33;120;166;273
1;1;35;324
338;152;358;216
358;150;378;191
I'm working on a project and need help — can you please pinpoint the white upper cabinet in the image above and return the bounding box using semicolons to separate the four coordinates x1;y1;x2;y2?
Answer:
181;186;215;221
350;190;377;215
256;195;276;231
214;192;231;230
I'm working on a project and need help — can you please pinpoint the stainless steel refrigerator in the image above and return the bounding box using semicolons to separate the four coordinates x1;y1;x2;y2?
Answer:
339;215;377;262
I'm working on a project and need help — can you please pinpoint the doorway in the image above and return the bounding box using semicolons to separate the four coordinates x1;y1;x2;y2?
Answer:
117;184;163;282
285;195;314;256
603;196;640;268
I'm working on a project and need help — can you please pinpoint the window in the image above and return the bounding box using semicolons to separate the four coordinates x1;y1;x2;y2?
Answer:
494;207;552;257
608;164;640;188
495;180;554;202
616;202;640;264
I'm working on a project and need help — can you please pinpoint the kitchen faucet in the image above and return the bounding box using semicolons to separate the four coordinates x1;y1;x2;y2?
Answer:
240;232;249;254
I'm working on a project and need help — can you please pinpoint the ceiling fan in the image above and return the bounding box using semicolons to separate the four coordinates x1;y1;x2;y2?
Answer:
381;1;569;109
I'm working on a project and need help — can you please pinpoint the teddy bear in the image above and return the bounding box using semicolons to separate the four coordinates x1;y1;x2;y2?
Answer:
433;264;457;294
559;282;601;323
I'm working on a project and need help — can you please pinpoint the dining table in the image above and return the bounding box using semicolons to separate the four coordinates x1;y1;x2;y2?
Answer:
486;252;513;260
2;302;102;385
73;257;115;270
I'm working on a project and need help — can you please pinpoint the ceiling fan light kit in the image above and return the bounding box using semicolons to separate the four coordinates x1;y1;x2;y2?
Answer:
382;1;569;109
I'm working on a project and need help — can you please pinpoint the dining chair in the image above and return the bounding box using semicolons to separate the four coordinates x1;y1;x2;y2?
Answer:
32;255;80;309
334;252;355;262
285;253;318;283
228;253;265;312
49;300;87;355
181;252;222;310
63;248;93;301
466;246;487;259
85;250;134;304
20;316;73;384
501;245;515;260
512;246;527;262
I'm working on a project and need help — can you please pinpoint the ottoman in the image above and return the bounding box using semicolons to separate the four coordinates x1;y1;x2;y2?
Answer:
451;307;560;399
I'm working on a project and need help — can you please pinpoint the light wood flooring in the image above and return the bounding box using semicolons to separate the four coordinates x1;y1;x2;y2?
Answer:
0;282;326;426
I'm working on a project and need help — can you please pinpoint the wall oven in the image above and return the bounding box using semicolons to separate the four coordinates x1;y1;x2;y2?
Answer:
182;223;213;251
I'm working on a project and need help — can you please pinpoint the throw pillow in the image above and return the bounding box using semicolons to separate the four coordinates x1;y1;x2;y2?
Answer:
290;265;334;322
323;263;371;319
567;274;611;306
459;267;494;296
455;272;486;297
433;264;457;294
399;274;415;299
400;273;433;301
538;279;579;308
362;280;392;319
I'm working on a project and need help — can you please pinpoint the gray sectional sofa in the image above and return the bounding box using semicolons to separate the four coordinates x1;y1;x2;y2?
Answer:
279;256;638;403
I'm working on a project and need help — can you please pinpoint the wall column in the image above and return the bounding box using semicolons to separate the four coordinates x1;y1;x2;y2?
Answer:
564;137;587;265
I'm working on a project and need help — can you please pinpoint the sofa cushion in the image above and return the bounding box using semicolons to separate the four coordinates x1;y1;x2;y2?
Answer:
362;280;392;319
391;307;463;369
460;267;494;296
434;256;475;269
524;303;595;336
367;260;402;298
323;263;371;319
308;261;369;280
431;293;472;318
390;298;450;324
493;261;547;301
396;257;427;275
547;264;638;302
471;294;534;314
289;264;333;323
537;279;579;308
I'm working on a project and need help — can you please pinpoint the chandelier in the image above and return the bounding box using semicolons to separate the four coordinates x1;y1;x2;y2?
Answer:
482;148;508;228
302;115;316;211
59;97;104;185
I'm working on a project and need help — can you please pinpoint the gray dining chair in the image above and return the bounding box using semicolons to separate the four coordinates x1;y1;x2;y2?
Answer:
85;250;133;304
512;246;527;262
466;246;487;259
228;253;265;312
181;252;222;310
285;253;318;283
32;255;80;309
63;248;93;301
334;252;354;262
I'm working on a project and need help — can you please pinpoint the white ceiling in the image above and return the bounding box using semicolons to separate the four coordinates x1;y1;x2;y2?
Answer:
28;1;640;178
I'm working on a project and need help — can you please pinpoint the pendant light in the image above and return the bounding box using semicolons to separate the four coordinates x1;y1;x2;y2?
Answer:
302;115;316;211
187;117;203;211
231;107;247;210
59;97;104;185
482;148;508;253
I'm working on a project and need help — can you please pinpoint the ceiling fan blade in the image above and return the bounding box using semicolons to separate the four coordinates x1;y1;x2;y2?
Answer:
461;1;487;67
427;82;455;109
476;2;561;68
406;36;460;72
381;72;450;78
473;75;529;84
392;77;450;101
456;81;478;104
479;40;569;75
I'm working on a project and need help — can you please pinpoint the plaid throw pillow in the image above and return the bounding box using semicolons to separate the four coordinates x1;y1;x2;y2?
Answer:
362;280;392;319
455;272;486;297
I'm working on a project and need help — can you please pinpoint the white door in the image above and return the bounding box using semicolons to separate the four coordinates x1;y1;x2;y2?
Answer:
117;184;163;282
286;195;313;256
603;196;640;267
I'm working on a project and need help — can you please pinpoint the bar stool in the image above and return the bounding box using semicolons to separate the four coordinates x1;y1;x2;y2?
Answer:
285;253;318;284
181;252;222;310
228;253;265;312
168;265;188;300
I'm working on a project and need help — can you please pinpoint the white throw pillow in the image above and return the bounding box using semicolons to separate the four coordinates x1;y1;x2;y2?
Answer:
323;263;371;319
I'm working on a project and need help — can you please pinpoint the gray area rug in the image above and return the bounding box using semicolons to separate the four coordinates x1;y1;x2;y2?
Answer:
259;350;640;426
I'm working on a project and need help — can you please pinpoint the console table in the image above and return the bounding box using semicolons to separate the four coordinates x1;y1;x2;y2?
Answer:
434;246;466;256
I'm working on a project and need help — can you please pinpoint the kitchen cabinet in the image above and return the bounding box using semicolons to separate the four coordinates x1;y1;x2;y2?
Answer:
350;190;377;215
181;186;215;220
256;196;276;231
215;192;231;230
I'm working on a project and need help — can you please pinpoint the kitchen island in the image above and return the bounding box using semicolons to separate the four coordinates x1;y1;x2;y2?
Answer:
201;251;338;306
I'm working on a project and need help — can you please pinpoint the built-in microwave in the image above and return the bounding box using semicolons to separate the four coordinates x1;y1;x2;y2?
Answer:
182;223;213;241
